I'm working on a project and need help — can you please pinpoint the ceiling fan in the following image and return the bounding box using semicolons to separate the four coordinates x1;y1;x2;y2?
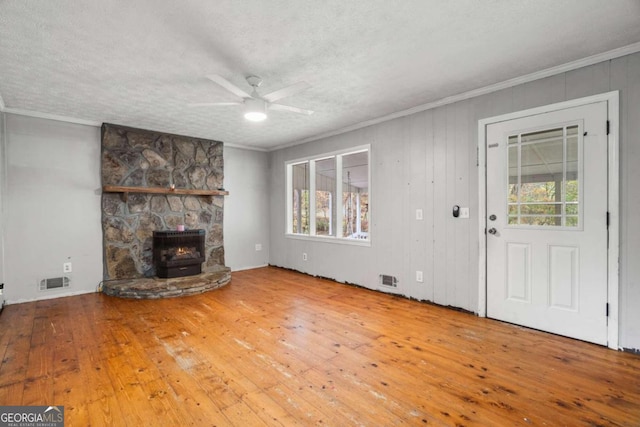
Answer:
190;74;314;122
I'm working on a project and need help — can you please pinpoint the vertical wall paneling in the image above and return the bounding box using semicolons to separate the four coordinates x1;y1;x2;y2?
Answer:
626;54;640;348
612;54;640;348
610;56;629;346
520;74;566;109
565;61;611;101
374;120;404;293
405;114;427;300
444;104;458;306
432;106;448;306
454;101;471;309
423;110;436;302
468;100;482;308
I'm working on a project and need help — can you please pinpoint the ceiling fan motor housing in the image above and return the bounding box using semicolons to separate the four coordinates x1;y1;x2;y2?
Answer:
246;75;263;88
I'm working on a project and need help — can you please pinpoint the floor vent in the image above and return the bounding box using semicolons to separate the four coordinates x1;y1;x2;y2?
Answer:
40;276;70;291
379;274;398;287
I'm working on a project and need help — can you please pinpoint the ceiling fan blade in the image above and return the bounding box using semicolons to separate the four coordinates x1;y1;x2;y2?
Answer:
206;74;251;99
263;81;311;103
188;102;241;107
269;103;314;115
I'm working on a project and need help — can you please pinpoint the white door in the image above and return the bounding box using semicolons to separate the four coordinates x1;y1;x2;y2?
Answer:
486;101;609;345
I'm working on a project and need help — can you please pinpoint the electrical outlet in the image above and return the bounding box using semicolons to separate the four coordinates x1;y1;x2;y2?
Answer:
460;207;470;218
63;262;72;273
416;271;423;283
255;243;262;251
302;253;308;261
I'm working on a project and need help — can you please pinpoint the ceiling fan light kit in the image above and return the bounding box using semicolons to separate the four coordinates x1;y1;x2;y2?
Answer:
244;98;267;122
193;74;313;122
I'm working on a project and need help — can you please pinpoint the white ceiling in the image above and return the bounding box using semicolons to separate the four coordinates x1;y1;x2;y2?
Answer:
1;1;639;151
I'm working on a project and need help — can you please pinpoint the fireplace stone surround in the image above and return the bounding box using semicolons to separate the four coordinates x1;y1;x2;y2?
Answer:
100;123;230;296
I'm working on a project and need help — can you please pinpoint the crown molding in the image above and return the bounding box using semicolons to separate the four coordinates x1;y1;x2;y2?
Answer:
273;41;640;151
223;142;269;152
2;107;102;127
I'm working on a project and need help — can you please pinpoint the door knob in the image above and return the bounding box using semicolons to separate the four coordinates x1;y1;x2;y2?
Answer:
489;214;497;221
488;228;497;235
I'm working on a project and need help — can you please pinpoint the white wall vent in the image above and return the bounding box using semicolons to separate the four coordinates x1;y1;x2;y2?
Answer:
379;274;398;287
39;276;70;291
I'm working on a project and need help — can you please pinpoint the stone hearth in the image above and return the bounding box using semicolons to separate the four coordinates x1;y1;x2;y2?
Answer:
102;267;231;299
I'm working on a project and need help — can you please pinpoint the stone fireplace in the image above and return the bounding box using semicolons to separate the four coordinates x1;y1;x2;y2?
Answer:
100;123;229;286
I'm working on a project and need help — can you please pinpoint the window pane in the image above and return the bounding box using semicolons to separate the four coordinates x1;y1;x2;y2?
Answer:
342;151;369;240
506;125;580;228
508;145;518;203
315;157;336;236
519;181;558;204
291;162;310;234
520;203;561;215
566;125;579;227
520;215;561;226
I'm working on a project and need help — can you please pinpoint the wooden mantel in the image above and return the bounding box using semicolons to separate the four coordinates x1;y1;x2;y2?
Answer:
103;185;229;201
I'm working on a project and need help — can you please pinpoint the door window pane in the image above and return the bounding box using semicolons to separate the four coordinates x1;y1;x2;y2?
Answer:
507;125;580;228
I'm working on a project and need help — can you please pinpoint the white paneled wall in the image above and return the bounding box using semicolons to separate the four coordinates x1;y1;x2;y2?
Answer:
613;53;640;350
269;52;640;350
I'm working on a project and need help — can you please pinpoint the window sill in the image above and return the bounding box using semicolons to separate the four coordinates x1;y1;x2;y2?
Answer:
285;233;371;247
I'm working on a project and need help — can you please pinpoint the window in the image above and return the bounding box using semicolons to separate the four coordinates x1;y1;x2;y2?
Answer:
287;146;370;243
507;125;581;228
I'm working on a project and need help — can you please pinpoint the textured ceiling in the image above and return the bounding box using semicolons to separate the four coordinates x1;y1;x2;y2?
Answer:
1;1;639;150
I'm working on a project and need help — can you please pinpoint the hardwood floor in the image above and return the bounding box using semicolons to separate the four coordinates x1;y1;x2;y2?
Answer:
1;266;639;426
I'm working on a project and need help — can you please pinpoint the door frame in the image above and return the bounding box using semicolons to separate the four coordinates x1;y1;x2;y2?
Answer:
477;91;619;350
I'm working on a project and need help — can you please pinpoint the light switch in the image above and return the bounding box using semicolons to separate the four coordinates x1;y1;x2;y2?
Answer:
416;209;423;220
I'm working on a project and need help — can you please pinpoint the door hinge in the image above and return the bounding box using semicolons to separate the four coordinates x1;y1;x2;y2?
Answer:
606;303;609;317
606;120;610;135
606;211;610;228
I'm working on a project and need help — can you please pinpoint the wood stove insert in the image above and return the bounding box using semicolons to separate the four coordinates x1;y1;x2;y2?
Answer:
153;229;205;278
